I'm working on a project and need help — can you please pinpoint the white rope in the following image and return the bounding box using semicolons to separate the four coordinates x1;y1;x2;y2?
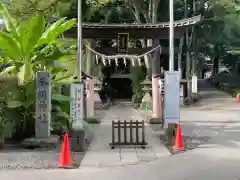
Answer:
85;44;162;66
86;44;161;58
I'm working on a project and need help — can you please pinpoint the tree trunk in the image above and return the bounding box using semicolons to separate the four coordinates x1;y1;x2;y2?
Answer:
212;56;219;76
178;38;184;76
212;45;221;76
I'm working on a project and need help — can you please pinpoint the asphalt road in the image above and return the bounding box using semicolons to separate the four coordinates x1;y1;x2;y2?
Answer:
1;146;240;180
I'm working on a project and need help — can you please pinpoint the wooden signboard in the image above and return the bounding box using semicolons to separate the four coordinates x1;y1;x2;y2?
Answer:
117;33;129;53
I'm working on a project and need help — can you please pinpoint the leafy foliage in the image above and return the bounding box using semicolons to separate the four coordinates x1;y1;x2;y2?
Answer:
0;1;77;140
132;65;146;105
7;0;72;20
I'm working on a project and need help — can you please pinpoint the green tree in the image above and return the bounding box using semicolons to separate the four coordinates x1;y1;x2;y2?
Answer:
195;0;240;71
7;0;72;20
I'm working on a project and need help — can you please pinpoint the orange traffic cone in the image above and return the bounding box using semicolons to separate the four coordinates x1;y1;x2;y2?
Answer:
172;124;185;152
58;133;72;168
236;93;240;102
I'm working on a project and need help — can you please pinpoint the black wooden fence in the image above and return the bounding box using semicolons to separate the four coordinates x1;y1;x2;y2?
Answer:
109;120;147;149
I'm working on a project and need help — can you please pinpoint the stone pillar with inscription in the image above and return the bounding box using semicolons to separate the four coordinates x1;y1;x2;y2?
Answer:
35;72;51;138
70;82;86;152
22;73;60;148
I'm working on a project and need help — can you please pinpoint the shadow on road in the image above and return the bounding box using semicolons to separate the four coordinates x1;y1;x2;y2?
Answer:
180;120;240;151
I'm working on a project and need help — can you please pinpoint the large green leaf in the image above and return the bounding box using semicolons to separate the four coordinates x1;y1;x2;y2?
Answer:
50;19;76;41
0;65;16;76
38;18;76;45
52;94;70;102
38;17;66;45
54;76;76;85
53;70;75;85
6;100;23;108
20;15;45;57
0;32;21;61
55;111;69;119
0;1;19;38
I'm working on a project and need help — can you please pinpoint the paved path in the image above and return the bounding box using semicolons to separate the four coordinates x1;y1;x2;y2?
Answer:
192;79;239;111
81;103;170;167
180;79;240;150
2;80;240;180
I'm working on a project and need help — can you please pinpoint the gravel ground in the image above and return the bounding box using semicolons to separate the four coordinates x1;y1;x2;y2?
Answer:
0;110;107;170
0;144;86;169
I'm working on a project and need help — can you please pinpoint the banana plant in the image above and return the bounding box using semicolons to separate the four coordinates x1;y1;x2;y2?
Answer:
0;1;77;138
0;4;76;82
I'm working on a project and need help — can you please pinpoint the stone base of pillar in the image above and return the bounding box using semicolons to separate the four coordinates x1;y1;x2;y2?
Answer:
163;124;177;144
94;91;102;109
21;135;59;149
148;117;164;124
85;116;101;124
94;102;103;109
70;128;86;152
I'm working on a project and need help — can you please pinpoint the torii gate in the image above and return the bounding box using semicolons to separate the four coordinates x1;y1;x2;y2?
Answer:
66;15;201;123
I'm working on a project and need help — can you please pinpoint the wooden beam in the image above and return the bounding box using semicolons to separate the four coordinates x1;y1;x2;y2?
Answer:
66;27;185;39
95;47;180;55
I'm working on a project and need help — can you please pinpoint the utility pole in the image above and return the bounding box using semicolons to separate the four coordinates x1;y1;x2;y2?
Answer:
192;0;197;77
75;0;84;128
184;0;192;103
169;0;174;71
70;0;86;152
164;0;178;142
77;0;83;83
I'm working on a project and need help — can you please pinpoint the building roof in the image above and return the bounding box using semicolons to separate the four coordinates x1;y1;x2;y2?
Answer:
82;15;201;29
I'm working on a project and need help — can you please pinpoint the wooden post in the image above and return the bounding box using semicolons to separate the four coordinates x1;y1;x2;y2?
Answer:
124;120;127;144
130;121;133;143
117;120;121;144
136;121;139;144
